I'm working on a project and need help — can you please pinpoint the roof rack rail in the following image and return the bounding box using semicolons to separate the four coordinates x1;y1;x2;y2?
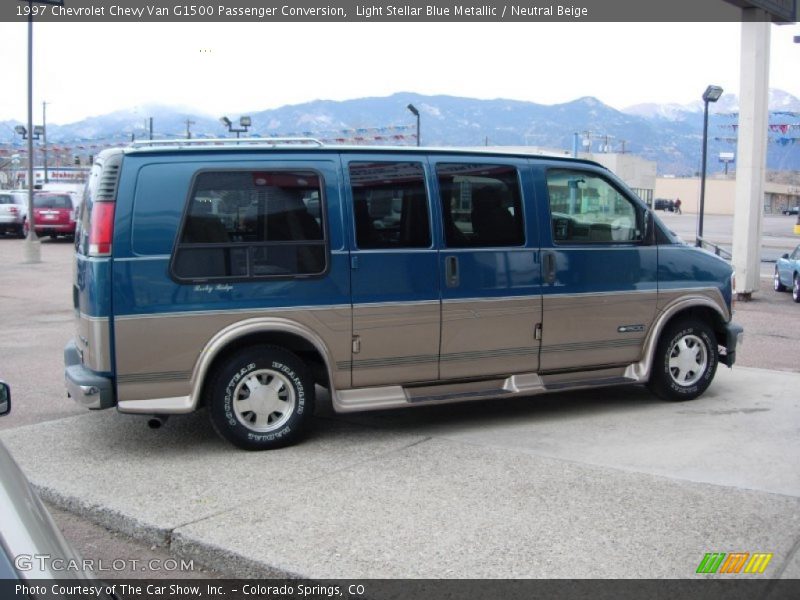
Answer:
130;137;325;148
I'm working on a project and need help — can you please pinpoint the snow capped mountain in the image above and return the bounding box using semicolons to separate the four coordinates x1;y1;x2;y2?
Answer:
623;89;800;120
2;90;798;174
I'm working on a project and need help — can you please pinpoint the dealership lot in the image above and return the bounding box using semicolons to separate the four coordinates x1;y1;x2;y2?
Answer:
0;232;798;578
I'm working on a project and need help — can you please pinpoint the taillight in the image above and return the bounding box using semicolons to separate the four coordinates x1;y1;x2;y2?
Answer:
9;206;18;215
88;202;115;256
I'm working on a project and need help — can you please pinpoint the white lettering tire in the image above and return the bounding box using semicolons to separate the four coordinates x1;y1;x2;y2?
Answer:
207;345;314;450
648;319;718;402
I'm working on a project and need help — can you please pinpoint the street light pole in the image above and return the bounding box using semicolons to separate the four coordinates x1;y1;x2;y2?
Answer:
42;101;48;183
407;104;420;146
24;0;41;263
697;85;723;247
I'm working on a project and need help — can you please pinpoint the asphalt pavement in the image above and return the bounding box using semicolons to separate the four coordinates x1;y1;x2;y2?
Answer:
0;227;798;581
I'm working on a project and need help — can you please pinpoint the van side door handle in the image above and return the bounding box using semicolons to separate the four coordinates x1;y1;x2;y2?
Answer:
543;251;556;285
445;255;459;288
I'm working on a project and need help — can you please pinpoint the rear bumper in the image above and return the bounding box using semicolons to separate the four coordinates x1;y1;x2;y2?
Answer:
64;341;115;410
34;223;76;234
720;321;744;367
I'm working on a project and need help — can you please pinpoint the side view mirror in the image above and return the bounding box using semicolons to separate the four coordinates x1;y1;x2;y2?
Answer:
0;381;10;417
782;253;790;259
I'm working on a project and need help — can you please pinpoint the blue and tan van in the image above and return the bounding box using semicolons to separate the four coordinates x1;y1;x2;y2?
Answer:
64;140;743;450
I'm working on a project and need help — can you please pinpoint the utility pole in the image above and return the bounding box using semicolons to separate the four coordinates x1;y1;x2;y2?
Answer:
185;119;195;139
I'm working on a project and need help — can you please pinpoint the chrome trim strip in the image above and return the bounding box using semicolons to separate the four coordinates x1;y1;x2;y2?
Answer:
117;371;192;384
117;249;350;262
442;295;539;304
114;304;352;321
77;313;109;323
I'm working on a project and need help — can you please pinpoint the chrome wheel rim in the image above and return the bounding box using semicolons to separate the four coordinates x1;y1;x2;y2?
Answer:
668;334;708;387
794;277;800;302
774;270;781;291
232;369;295;432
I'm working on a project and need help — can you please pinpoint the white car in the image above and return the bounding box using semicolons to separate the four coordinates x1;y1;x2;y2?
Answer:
0;191;28;238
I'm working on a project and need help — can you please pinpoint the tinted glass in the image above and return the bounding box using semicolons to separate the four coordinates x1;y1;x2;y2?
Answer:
0;195;13;204
34;194;72;209
349;162;431;249
173;170;326;280
436;163;524;247
547;169;643;244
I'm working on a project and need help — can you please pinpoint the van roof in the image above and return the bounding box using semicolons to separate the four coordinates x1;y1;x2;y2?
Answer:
100;139;606;170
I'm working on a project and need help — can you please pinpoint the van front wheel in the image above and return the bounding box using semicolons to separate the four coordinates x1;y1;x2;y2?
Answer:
648;319;718;402
207;345;314;450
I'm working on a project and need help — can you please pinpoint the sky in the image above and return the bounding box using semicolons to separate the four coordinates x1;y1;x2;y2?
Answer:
0;21;798;125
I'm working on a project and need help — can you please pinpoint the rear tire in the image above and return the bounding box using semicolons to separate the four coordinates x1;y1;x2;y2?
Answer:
648;318;718;402
207;345;314;450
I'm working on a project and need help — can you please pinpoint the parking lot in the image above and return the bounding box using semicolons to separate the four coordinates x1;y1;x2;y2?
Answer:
0;229;799;580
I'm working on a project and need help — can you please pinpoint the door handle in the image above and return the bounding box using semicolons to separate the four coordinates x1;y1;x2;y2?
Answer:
543;251;556;285
446;255;459;288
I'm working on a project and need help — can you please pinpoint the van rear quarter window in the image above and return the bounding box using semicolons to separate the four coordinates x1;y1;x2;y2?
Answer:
171;170;326;281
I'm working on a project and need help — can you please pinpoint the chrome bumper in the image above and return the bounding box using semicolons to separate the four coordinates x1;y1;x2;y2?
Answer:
64;341;115;410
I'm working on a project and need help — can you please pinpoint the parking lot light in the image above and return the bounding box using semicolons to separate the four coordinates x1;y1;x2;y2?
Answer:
407;103;420;147
697;85;723;247
220;115;251;139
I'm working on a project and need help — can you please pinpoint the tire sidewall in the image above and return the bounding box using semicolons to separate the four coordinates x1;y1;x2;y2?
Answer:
774;269;785;292
654;321;718;401
209;347;313;450
793;276;800;303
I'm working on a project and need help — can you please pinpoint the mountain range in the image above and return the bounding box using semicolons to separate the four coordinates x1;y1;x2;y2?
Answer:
2;91;799;175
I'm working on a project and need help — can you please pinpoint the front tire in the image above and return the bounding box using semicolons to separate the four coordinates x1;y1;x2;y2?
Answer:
793;275;800;303
774;268;787;292
648;319;718;402
207;345;314;450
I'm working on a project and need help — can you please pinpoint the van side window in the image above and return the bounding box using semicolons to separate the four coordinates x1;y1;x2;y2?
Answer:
172;170;326;281
435;163;524;247
349;162;431;249
546;169;644;244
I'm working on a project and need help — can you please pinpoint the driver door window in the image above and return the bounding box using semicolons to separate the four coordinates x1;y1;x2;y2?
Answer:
546;169;643;244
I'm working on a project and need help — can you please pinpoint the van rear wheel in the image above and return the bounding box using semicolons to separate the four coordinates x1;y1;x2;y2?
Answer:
207;345;314;450
648;318;718;402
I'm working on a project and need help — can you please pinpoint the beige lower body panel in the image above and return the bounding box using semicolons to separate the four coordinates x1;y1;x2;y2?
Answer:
540;291;657;373
440;297;541;380
114;307;351;404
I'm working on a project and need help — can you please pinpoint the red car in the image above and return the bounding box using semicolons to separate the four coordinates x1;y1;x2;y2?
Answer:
26;192;78;239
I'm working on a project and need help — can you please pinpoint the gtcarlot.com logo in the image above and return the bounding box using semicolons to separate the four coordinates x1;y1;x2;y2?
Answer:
14;554;195;572
696;552;773;575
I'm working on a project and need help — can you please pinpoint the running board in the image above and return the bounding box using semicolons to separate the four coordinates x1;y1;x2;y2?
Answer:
333;373;545;413
332;371;639;414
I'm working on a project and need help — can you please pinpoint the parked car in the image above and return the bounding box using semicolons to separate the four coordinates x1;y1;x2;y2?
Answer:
65;142;742;450
0;382;117;597
654;198;675;212
774;244;800;303
0;191;28;238
781;205;799;216
28;192;77;239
